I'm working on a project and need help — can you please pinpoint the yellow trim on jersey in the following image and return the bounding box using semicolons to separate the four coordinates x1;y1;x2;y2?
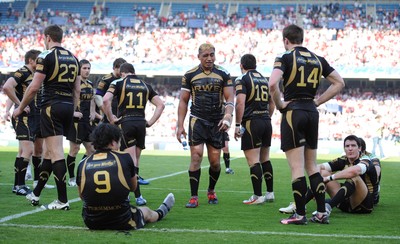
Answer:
79;157;89;193
48;49;59;81
286;52;297;88
111;151;131;190
299;51;311;57
119;79;127;107
192;72;222;81
140;80;150;103
185;65;199;75
247;76;255;102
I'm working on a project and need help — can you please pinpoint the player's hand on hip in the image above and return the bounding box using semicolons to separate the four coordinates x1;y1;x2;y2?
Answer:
110;115;120;125
74;111;83;119
12;107;22;119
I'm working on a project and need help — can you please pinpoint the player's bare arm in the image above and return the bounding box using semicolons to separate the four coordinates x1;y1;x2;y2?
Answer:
176;89;190;143
147;95;165;127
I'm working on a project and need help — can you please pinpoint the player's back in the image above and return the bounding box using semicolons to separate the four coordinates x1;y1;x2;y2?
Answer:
78;150;133;207
110;75;157;120
37;46;79;106
236;70;270;120
275;47;333;101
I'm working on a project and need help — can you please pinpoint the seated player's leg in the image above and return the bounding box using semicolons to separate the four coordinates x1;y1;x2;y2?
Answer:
349;176;368;209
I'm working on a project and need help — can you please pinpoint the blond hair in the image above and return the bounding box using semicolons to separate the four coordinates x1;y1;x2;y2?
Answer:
198;43;215;54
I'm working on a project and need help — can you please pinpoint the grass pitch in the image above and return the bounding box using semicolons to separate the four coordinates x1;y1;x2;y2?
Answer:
0;148;399;243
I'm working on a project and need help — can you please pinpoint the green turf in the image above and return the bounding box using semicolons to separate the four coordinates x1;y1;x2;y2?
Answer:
0;148;399;243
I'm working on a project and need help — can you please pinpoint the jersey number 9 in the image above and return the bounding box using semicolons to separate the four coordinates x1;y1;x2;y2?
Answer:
94;171;111;193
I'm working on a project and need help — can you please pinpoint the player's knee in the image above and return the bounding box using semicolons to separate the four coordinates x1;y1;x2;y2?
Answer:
320;169;331;177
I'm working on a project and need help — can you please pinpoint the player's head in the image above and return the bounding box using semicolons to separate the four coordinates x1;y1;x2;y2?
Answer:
343;135;361;160
240;54;257;71
113;58;127;77
344;135;361;147
198;43;215;71
119;63;135;78
44;25;63;49
25;49;41;66
113;58;127;69
282;24;303;50
79;59;91;80
90;123;122;151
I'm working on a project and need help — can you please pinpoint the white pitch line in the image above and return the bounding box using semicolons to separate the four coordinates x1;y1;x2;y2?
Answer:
0;224;399;240
141;228;400;240
0;208;44;223
0;198;82;223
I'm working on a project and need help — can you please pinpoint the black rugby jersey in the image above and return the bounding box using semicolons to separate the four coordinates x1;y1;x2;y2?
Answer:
12;65;35;110
273;46;335;102
96;73;118;97
235;70;271;121
76;79;95;122
182;65;233;122
35;46;80;107
96;73;120;116
328;155;378;195
107;74;158;120
77;150;135;226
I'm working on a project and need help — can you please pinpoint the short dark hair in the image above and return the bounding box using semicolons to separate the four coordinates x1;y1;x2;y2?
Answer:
25;49;41;64
90;123;122;150
359;137;366;153
344;135;361;148
120;63;135;74
79;59;91;66
282;24;304;44
240;54;257;70
44;25;63;43
113;58;127;69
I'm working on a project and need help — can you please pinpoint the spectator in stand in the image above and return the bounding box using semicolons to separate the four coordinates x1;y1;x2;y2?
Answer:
371;115;385;158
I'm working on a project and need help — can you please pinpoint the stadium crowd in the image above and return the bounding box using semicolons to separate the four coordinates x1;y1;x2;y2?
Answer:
0;1;399;69
1;1;399;144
